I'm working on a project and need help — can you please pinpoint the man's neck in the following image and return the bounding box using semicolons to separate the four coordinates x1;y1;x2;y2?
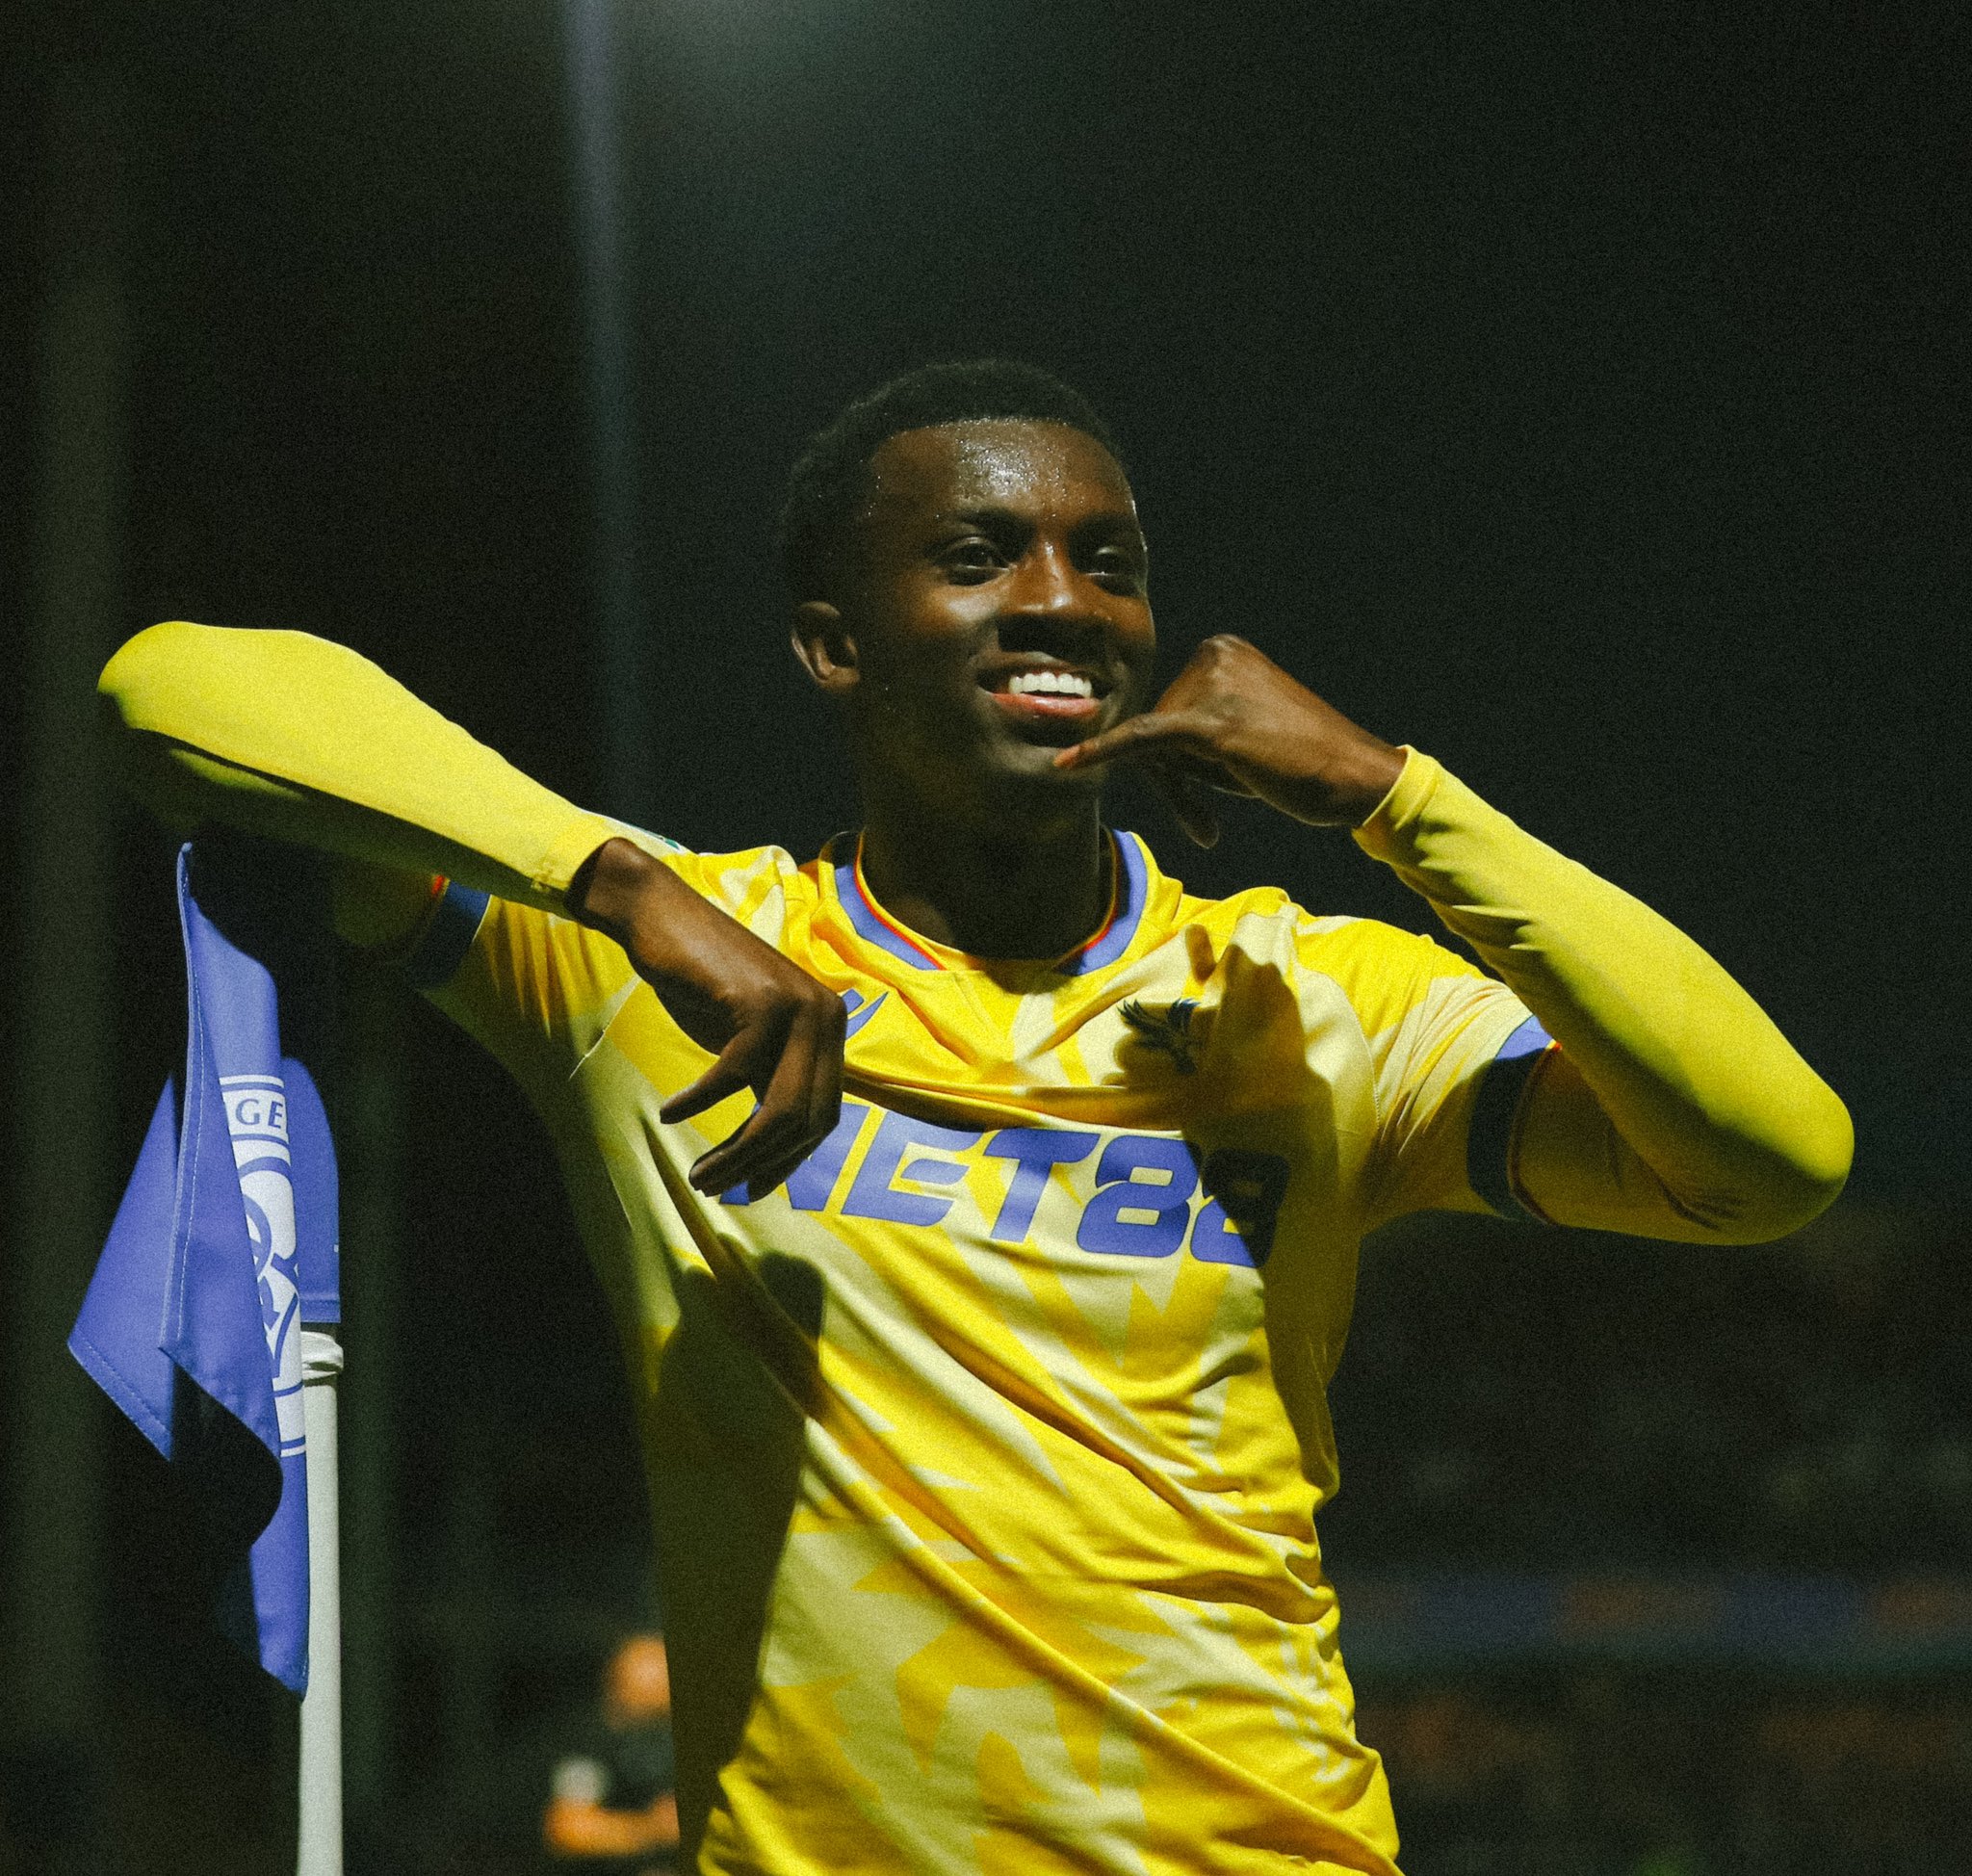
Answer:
856;790;1111;962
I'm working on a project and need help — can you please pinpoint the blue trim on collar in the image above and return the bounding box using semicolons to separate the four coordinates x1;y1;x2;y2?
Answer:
831;829;1150;976
833;847;943;971
1060;831;1148;976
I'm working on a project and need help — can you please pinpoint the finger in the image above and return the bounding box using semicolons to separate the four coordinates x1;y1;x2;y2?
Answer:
743;1154;812;1203
805;1003;846;1140
690;1107;784;1195
1052;710;1215;772
688;1020;825;1192
729;1026;843;1199
659;1033;762;1126
766;999;843;1162
690;1090;802;1191
727;1016;843;1201
1201;765;1258;798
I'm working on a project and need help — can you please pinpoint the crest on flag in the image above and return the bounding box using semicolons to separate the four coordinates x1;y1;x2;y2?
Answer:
68;842;338;1693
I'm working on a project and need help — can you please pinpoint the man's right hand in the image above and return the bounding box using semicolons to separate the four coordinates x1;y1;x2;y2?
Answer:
568;838;845;1199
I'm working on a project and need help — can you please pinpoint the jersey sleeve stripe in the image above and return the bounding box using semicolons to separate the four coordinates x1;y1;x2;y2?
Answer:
402;878;491;989
1466;1014;1555;1222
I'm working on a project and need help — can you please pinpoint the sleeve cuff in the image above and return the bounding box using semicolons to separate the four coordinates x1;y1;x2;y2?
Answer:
533;813;627;900
1350;745;1444;865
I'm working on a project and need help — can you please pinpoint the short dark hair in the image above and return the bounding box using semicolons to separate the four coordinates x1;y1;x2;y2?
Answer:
779;359;1123;603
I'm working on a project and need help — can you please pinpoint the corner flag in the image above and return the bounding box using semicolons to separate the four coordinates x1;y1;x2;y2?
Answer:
69;843;340;1694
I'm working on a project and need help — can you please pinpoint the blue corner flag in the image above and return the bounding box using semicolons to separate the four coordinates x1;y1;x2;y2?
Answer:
69;844;340;1694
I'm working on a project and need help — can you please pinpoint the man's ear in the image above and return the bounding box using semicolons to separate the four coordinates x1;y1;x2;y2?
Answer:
791;601;859;694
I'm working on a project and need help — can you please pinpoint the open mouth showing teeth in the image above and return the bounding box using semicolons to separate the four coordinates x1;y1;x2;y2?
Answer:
982;667;1105;740
1004;670;1094;698
978;664;1107;738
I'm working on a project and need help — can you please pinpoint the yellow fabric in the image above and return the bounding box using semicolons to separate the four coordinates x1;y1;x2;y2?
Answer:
429;837;1531;1874
1354;751;1853;1241
97;624;1851;1873
99;620;620;915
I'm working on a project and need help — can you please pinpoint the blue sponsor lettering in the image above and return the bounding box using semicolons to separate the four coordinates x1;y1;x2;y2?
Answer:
981;1128;1100;1243
719;1110;1288;1271
1076;1134;1197;1259
841;1112;982;1227
1188;1149;1289;1268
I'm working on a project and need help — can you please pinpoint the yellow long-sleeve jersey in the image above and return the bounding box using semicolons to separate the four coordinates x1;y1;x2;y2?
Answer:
100;622;1852;1873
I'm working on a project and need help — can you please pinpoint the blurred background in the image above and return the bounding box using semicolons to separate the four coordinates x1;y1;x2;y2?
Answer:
3;2;1966;1871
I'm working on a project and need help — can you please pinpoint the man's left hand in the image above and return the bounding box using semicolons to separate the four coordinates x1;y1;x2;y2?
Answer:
1054;635;1406;846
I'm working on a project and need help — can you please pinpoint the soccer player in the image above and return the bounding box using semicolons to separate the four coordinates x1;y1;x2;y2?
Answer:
100;360;1851;1874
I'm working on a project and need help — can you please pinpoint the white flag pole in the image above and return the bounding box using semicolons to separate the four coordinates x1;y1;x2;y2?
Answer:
298;1327;346;1876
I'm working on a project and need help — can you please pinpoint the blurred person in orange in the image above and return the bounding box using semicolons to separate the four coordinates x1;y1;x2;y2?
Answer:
544;1633;679;1873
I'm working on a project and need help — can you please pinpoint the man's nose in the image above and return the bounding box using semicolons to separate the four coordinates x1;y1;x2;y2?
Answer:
1005;542;1091;618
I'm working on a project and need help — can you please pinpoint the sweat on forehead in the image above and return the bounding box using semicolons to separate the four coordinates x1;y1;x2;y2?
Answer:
778;358;1125;603
863;420;1135;518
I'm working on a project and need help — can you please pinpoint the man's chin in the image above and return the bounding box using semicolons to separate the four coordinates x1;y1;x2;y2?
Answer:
974;717;1093;769
980;743;1105;813
999;724;1093;762
869;707;1107;824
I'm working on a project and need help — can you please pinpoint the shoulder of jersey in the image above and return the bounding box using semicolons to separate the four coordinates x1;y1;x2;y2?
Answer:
654;842;806;924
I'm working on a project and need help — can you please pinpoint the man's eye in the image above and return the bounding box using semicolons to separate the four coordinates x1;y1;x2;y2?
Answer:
943;539;1003;580
1088;552;1144;592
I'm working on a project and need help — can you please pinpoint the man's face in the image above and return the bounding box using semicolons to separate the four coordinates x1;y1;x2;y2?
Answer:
805;418;1155;824
605;1635;672;1728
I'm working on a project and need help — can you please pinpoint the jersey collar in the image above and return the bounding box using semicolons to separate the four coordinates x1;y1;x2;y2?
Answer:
829;830;1149;976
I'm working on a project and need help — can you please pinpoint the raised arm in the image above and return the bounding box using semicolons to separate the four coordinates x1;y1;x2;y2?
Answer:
1057;634;1853;1244
101;620;622;920
99;621;845;1196
1349;750;1852;1240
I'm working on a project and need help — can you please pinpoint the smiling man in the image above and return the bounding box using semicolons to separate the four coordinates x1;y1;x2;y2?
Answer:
101;360;1850;1874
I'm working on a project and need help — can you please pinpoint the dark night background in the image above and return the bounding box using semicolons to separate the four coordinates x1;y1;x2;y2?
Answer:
3;3;1967;1872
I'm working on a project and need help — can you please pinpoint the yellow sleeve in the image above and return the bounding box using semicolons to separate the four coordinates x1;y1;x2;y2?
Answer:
421;893;642;1107
1297;916;1538;1228
1353;749;1853;1243
419;843;799;1114
98;621;621;937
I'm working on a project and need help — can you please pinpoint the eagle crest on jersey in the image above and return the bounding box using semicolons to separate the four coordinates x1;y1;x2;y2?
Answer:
1119;995;1202;1074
